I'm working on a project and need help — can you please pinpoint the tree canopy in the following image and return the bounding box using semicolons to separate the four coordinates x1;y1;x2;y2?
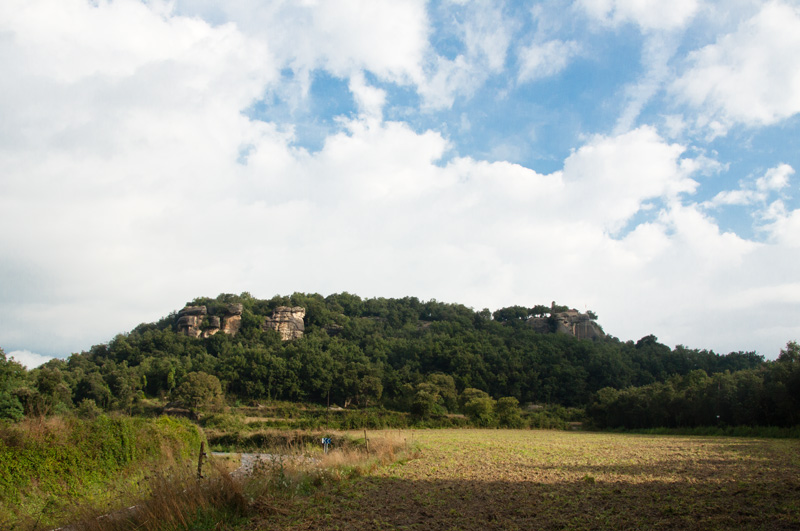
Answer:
3;292;793;429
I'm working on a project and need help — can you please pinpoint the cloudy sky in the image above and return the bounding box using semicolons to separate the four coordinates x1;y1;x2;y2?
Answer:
2;0;799;368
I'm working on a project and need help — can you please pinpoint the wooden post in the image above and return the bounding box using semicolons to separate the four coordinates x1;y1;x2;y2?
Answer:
197;441;207;479
364;429;369;455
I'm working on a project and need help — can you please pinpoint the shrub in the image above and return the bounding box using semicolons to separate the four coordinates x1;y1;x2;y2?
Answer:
172;371;224;410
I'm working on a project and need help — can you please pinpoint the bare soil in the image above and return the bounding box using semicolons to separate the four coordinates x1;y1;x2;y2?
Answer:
245;429;800;530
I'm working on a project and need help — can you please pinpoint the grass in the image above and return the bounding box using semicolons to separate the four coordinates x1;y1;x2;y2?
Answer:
0;415;203;530
239;429;800;530
11;413;799;530
52;429;413;530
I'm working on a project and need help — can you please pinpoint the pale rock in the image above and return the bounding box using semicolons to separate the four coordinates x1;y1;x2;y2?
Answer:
263;306;305;340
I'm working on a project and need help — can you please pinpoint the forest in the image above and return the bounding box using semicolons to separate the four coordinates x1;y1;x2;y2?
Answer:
1;291;797;430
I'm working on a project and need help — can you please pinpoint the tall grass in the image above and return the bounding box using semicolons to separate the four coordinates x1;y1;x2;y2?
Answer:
0;415;202;530
69;430;413;530
68;462;250;531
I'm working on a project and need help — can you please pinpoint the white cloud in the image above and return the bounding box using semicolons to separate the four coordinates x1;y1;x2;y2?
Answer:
705;163;794;208
757;164;794;192
175;0;429;85
177;0;512;111
8;350;54;369
561;126;697;232
417;0;514;108
673;1;800;132
614;32;682;133
761;200;800;247
348;72;386;122
577;0;699;31
518;39;581;82
0;0;798;363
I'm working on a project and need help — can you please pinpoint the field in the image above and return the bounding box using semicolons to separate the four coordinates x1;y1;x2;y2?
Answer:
246;429;800;530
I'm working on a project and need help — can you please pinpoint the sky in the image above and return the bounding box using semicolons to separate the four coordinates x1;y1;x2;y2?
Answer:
2;0;800;369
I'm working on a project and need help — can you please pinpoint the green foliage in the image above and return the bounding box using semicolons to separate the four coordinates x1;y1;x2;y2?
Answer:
0;395;23;422
76;398;102;419
495;397;523;428
9;293;793;430
461;388;496;426
0;415;203;528
0;348;26;421
586;343;800;430
492;305;530;322
202;412;247;432
172;371;224;410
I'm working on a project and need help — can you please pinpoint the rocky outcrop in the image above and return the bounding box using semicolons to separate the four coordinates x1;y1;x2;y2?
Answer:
176;306;207;338
263;306;305;340
176;303;243;338
527;307;604;341
220;303;243;336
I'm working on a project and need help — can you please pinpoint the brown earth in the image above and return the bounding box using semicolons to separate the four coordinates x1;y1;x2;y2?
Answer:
244;430;800;531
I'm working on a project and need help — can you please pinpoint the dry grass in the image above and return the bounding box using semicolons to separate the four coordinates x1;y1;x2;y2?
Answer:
62;430;412;531
244;429;800;530
66;462;248;531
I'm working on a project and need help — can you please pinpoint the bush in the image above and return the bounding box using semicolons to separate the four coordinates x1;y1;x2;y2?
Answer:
76;398;103;419
172;371;224;410
495;397;524;428
0;415;203;529
0;395;23;422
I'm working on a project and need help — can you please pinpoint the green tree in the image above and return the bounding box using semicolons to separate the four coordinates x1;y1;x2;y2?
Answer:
0;347;26;420
73;371;113;409
495;396;523;427
172;371;224;410
530;304;549;317
492;306;530;322
411;388;438;418
461;388;495;426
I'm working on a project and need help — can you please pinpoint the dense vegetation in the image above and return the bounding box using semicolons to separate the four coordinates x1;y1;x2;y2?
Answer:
588;341;800;429
1;292;796;430
0;414;202;529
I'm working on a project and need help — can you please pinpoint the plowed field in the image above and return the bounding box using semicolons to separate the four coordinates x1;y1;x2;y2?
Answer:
247;430;800;530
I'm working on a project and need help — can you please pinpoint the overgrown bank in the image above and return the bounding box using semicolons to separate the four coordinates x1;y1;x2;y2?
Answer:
0;415;203;530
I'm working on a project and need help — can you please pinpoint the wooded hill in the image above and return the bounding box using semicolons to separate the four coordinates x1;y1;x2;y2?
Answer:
3;292;797;429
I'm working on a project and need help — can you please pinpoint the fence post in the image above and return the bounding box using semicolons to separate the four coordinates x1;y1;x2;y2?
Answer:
364;429;369;455
197;441;207;479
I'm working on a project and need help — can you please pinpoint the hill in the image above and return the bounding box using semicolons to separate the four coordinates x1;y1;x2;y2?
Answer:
3;292;779;425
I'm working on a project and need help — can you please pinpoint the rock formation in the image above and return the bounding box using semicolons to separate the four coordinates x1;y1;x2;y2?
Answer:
176;306;207;338
527;306;604;341
176;303;243;338
220;303;243;336
263;306;305;340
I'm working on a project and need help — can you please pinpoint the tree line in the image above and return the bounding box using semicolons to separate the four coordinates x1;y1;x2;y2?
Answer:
2;291;793;429
587;341;800;429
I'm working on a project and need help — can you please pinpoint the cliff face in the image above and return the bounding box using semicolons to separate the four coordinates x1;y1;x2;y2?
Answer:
527;309;604;340
220;303;243;335
176;303;243;338
263;306;305;341
176;306;206;338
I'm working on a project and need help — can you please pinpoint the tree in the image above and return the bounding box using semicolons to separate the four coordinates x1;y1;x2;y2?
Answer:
530;305;550;317
359;375;383;408
460;388;495;426
172;371;224;410
73;372;113;409
33;367;72;412
495;396;523;427
411;388;437;418
0;347;26;420
492;306;530;322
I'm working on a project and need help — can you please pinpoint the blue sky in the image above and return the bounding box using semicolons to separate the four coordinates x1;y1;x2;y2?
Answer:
1;0;799;368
